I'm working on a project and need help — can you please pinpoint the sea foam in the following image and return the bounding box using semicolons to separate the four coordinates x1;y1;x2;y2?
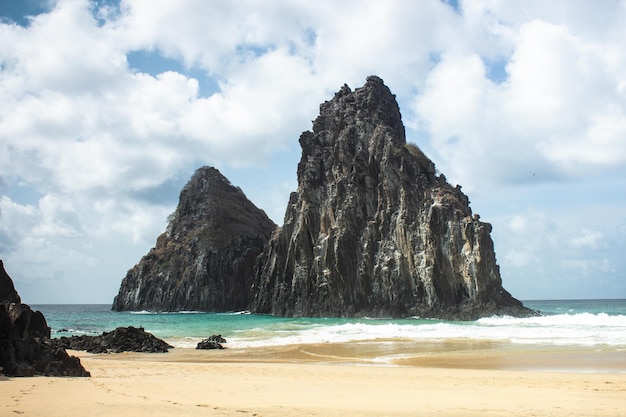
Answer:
228;313;626;348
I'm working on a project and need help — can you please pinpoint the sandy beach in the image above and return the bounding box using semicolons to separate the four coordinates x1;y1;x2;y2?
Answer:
2;342;625;417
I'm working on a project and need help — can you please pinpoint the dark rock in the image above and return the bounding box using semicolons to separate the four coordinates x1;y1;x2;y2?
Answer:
196;335;227;350
52;326;173;354
111;76;536;321
0;260;20;305
112;167;277;312
250;76;535;320
0;260;90;377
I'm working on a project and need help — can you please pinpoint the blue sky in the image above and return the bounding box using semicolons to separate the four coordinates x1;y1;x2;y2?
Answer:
1;0;625;303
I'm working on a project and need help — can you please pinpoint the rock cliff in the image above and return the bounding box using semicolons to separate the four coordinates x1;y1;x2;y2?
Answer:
113;76;532;320
1;260;90;377
112;167;276;312
250;76;531;319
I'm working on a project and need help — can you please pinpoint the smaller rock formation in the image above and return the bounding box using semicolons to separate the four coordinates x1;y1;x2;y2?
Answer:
52;326;173;354
196;334;227;350
0;260;90;377
112;167;277;312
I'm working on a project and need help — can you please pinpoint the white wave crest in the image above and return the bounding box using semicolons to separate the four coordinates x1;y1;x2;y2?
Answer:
478;312;626;327
229;314;626;348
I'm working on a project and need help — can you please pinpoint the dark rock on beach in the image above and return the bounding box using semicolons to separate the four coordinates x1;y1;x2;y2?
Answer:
0;260;90;377
196;334;227;350
52;326;173;354
112;167;276;312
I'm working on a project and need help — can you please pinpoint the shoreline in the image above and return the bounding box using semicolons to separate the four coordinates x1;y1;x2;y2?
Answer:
2;342;625;416
153;338;626;373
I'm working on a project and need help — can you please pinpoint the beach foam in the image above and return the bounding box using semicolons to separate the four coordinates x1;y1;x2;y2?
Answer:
35;301;626;351
226;313;626;349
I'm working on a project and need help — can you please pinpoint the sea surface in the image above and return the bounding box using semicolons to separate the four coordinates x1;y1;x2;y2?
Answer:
33;299;626;351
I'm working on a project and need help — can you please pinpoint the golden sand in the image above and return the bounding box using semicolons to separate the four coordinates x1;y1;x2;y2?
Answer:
2;342;625;416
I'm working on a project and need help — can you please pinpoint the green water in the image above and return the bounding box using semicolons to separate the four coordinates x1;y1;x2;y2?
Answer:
33;300;626;349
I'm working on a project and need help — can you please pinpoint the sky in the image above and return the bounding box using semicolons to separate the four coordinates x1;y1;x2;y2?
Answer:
0;0;625;304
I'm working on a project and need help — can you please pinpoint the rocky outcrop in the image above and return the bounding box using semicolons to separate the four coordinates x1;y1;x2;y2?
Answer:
112;167;277;312
112;76;533;320
0;260;20;306
250;76;532;319
196;335;227;350
0;260;90;377
52;327;173;354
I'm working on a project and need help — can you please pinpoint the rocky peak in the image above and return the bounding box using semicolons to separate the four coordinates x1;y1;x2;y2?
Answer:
166;166;271;245
112;167;276;312
309;75;405;144
251;76;531;319
0;260;20;305
113;76;533;320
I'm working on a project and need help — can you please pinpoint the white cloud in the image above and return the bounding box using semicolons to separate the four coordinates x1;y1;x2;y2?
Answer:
498;209;558;269
180;49;322;165
415;7;626;191
0;196;38;247
507;19;626;173
114;0;317;72
570;229;604;250
34;194;82;237
489;199;626;299
7;0;126;94
1;0;625;302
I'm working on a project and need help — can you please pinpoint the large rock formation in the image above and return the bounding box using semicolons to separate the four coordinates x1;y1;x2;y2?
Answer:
113;76;533;320
250;76;531;319
0;260;90;377
112;167;276;312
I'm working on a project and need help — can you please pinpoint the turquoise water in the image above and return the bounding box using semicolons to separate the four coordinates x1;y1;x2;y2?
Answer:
33;300;626;349
523;299;626;315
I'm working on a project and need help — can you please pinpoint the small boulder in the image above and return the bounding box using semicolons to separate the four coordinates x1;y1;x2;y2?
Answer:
196;335;227;350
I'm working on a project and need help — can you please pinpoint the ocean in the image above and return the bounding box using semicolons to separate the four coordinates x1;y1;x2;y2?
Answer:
33;299;626;351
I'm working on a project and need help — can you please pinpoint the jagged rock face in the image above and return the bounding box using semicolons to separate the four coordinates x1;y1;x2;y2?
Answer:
0;260;20;305
112;167;276;312
251;76;530;319
1;260;90;377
